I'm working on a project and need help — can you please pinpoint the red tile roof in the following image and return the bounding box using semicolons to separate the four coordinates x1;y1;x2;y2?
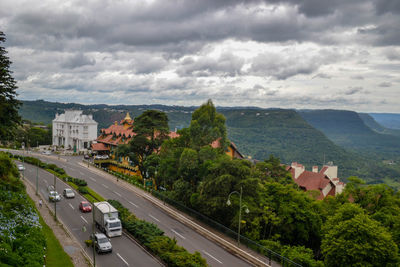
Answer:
91;143;109;151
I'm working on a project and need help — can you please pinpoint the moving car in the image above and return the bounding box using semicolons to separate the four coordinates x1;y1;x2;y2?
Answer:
48;190;61;202
79;201;92;212
48;185;61;202
17;164;25;171
63;188;75;198
42;151;51;155
92;233;112;253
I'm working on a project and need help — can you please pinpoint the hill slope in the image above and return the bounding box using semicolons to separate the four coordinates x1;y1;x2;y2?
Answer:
299;110;400;159
370;113;400;129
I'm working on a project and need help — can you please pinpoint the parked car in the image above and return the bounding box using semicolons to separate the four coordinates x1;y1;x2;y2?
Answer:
63;188;75;198
84;154;90;160
92;233;112;253
101;155;109;159
42;151;51;155
17;164;25;171
79;201;92;212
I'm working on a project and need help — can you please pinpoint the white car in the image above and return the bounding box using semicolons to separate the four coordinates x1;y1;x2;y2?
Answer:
63;188;75;199
42;151;51;155
93;233;112;253
17;164;25;171
49;191;61;202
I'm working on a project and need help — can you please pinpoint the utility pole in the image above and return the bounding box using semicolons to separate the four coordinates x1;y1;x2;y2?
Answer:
54;173;57;220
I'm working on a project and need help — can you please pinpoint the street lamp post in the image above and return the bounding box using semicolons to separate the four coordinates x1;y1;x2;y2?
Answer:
227;186;249;247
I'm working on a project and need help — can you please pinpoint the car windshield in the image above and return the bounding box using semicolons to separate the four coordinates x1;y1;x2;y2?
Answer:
109;222;121;228
82;203;90;207
65;189;72;193
98;238;108;244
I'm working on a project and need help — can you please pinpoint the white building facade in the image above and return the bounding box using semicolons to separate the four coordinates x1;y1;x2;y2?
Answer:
52;110;98;151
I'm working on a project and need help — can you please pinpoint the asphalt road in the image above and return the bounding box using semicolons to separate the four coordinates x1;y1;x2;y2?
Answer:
17;151;254;267
19;159;163;267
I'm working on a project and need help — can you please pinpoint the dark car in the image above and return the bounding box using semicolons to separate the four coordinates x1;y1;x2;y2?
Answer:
79;201;92;212
84;154;90;160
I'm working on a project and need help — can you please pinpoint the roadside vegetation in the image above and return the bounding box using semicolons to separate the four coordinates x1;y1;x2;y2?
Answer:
0;152;73;267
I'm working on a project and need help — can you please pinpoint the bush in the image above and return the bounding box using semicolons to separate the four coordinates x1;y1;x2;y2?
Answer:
72;178;87;186
87;187;105;202
78;186;89;194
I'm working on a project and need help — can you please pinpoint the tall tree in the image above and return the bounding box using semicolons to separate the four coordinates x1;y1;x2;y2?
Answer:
119;110;169;178
189;99;228;150
0;31;21;140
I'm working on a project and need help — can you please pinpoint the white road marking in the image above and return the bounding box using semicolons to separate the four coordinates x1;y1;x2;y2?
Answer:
43;180;48;184
89;177;96;181
117;253;130;266
171;229;186;239
202;250;223;264
115;192;122;197
79;171;85;176
69;203;75;210
80;216;88;224
102;183;109;189
149;214;160;222
128;201;138;207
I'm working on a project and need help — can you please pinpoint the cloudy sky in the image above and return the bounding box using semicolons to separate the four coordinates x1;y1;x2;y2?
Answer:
1;0;400;112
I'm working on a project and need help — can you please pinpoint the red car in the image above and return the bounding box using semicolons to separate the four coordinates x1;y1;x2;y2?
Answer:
79;201;92;212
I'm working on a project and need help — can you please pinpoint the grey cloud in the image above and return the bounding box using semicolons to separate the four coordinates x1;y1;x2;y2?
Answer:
344;86;364;95
378;82;392;87
384;48;400;60
176;53;244;77
312;73;332;79
62;53;96;69
351;75;364;80
373;0;400;14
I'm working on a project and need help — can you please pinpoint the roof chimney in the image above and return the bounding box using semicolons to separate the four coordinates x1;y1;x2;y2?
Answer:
312;166;318;173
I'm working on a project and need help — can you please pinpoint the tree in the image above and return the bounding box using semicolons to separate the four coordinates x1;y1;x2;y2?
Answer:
118;110;169;178
189;99;228;150
0;31;21;140
321;203;399;267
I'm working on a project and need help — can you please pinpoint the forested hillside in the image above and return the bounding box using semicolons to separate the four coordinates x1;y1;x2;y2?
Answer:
359;113;400;137
19;100;400;183
299;110;400;160
370;113;400;129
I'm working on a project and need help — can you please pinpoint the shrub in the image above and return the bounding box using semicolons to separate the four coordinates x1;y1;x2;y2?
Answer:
78;186;89;194
86;187;105;202
72;178;87;186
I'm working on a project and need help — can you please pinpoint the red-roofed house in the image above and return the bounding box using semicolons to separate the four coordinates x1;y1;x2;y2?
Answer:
287;162;345;200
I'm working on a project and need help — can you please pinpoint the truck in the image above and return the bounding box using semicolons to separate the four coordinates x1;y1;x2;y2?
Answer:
93;202;122;237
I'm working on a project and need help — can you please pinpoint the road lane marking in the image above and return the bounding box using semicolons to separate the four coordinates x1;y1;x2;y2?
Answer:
128;201;138;207
89;177;96;181
117;253;130;266
171;229;186;239
79;171;85;176
115;192;121;197
102;183;109;189
69;203;75;210
202;250;223;264
81;216;88;224
149;214;160;222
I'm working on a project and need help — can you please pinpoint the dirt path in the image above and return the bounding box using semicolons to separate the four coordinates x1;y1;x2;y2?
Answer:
23;178;91;267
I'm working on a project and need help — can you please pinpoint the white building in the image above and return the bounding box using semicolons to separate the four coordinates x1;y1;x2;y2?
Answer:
52;110;98;151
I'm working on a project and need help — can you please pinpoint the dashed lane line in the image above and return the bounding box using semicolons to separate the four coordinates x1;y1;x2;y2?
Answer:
69;203;75;210
171;229;186;240
149;214;160;222
115;191;122;197
81;216;88;224
202;250;223;264
128;201;138;208
102;183;109;189
117;253;130;266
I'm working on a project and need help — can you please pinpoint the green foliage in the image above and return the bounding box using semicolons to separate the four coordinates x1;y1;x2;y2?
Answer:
0;153;46;266
86;187;105;202
282;246;324;267
0;31;21;140
78;186;89;194
321;203;399;267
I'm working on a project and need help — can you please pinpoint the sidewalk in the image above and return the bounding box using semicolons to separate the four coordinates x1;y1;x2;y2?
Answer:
23;178;90;267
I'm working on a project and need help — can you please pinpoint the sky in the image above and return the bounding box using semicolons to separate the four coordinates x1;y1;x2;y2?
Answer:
1;0;400;112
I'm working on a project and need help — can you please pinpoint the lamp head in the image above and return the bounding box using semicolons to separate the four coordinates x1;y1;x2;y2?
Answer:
226;199;231;206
